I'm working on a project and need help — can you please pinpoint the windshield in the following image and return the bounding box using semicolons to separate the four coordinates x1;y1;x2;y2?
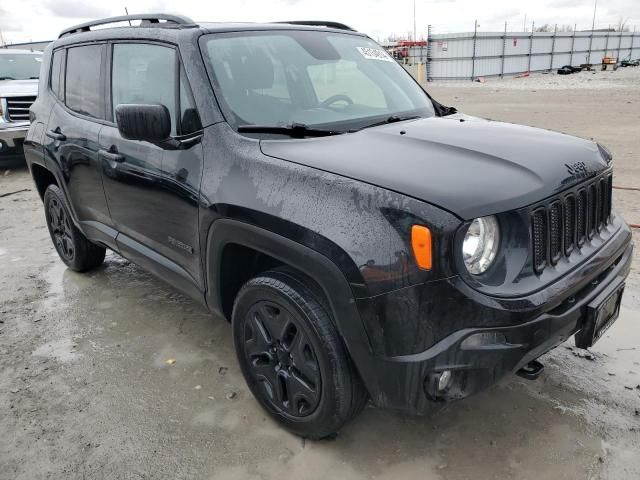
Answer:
201;30;435;132
0;52;42;80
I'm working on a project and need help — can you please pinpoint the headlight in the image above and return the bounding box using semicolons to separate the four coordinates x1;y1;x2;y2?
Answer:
462;216;500;275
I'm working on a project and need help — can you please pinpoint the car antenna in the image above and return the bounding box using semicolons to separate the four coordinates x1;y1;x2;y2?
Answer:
124;7;132;26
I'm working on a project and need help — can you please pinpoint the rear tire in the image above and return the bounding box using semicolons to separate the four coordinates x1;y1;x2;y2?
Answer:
43;185;106;272
232;270;368;439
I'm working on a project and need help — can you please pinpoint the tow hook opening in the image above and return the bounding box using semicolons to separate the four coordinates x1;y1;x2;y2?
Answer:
516;360;544;380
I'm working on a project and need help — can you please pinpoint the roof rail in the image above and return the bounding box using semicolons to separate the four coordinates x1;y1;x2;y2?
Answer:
275;21;356;32
58;14;197;38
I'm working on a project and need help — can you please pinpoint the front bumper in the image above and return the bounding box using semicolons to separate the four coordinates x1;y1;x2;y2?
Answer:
0;122;29;160
353;223;633;414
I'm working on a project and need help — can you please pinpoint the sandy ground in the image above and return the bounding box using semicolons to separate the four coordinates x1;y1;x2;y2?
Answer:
1;76;640;480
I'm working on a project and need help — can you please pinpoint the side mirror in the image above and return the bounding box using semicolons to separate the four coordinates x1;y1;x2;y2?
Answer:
115;104;171;142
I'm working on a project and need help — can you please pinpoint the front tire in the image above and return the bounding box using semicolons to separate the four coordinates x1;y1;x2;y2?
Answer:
232;271;368;439
43;185;106;272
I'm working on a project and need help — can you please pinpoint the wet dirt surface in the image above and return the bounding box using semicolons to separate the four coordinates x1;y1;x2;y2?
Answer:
1;85;640;480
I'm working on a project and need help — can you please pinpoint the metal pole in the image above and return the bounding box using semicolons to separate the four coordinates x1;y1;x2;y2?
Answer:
413;0;416;42
426;24;432;82
528;21;534;73
417;45;424;83
588;0;597;64
501;21;507;78
550;24;557;71
570;24;576;66
616;28;622;61
632;26;637;60
471;19;478;81
605;29;610;58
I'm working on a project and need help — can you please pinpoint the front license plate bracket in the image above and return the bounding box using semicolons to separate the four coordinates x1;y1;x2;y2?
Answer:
575;281;625;349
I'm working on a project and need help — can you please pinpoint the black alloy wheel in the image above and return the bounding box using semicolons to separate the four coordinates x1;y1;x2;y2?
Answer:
46;195;75;262
232;270;368;439
243;300;321;417
43;184;106;272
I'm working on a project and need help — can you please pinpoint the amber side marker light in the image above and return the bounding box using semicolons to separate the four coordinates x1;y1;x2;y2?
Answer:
411;225;432;270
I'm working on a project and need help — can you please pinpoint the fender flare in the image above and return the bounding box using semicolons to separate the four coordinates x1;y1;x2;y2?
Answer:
204;218;381;396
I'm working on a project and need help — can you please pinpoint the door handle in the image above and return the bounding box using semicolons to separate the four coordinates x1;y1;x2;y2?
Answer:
98;148;125;163
46;129;66;141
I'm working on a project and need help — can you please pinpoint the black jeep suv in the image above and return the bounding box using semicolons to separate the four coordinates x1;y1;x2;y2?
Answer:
25;14;633;438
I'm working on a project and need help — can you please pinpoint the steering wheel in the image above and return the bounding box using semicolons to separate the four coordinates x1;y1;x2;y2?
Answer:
319;94;354;109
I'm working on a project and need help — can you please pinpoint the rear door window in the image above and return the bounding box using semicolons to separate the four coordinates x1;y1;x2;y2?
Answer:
65;44;105;119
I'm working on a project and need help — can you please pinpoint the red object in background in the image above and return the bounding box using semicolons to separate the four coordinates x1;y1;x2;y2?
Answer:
388;40;427;61
397;40;427;47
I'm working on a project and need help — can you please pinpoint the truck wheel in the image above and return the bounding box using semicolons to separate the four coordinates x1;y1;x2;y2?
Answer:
232;271;368;439
43;185;106;272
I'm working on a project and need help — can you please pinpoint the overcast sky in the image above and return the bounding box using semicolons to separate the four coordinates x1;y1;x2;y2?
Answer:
1;0;639;44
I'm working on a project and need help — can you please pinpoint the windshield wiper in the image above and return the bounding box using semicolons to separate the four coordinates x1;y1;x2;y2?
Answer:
354;115;422;132
238;123;344;138
0;76;16;80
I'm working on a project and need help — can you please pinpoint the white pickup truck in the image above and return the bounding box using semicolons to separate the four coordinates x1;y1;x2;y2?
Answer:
0;49;41;164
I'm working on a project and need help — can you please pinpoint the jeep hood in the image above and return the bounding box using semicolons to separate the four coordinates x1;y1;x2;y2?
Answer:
0;79;38;97
260;115;609;219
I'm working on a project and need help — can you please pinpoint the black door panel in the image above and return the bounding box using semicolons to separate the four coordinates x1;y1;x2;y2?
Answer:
158;141;204;280
100;127;204;286
43;43;112;241
45;105;110;229
102;41;204;287
100;127;166;251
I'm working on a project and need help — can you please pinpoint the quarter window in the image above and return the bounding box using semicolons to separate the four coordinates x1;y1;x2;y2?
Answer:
50;49;65;100
65;45;105;119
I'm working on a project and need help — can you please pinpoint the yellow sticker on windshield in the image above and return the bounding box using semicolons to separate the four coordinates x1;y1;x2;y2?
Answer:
357;47;395;62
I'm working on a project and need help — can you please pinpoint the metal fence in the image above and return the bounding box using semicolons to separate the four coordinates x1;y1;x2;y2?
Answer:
389;26;640;81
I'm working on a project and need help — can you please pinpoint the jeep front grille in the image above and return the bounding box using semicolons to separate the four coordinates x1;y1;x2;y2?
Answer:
532;210;547;272
563;195;575;256
6;96;36;121
531;173;613;274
